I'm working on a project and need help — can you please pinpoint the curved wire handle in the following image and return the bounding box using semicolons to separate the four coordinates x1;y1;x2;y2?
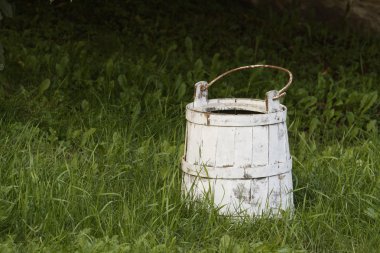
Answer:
203;64;293;100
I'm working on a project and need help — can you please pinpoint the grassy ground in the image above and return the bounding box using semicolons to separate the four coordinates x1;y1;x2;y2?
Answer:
0;0;379;252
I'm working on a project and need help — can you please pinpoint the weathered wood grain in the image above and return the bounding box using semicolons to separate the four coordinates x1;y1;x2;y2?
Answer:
182;98;294;218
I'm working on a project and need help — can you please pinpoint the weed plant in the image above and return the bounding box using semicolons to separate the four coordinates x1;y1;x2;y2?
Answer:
0;0;379;252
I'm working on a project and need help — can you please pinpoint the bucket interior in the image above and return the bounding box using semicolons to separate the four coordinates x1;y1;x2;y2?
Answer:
189;98;279;114
206;109;264;115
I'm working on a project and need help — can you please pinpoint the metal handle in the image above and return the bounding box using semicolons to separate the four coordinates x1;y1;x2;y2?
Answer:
204;64;293;100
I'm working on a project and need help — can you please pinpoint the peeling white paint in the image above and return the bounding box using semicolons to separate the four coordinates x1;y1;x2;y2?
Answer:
182;91;294;218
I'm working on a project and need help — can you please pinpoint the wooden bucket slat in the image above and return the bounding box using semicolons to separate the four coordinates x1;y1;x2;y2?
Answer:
215;127;236;167
252;126;269;166
234;127;253;168
200;125;218;166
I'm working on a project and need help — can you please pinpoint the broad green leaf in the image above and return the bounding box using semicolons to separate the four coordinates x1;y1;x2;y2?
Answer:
346;111;355;126
117;74;128;90
105;58;114;77
366;120;377;133
350;126;359;138
177;82;186;99
39;79;51;95
55;63;65;77
81;99;90;111
81;128;96;146
55;55;69;77
364;207;379;219
359;92;378;115
193;58;204;80
219;234;232;251
309;118;320;134
210;53;221;76
299;96;317;109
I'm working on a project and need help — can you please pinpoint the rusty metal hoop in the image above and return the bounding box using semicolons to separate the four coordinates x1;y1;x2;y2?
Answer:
204;64;293;100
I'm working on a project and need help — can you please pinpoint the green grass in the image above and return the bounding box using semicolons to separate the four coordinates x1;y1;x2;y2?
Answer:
0;0;379;252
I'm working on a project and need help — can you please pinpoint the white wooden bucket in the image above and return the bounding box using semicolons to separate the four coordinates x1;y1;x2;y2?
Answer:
181;65;294;218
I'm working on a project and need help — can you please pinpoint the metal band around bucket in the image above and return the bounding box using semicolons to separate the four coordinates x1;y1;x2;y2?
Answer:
182;158;292;179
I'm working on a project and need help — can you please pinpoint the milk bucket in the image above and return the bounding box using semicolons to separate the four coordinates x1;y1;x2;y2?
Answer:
181;65;294;218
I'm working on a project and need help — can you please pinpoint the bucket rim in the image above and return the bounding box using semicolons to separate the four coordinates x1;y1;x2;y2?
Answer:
186;98;286;114
185;98;287;127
